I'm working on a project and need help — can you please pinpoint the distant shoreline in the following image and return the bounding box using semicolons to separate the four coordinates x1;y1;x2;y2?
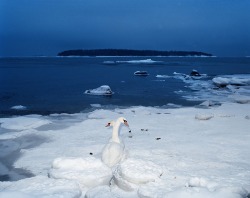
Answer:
57;49;213;57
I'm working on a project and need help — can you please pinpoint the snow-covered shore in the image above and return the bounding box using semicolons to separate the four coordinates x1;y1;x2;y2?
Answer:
0;102;250;198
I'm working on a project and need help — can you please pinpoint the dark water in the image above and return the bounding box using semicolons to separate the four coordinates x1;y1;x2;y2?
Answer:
0;57;249;116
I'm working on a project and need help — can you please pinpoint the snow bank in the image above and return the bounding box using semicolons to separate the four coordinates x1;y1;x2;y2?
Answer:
84;85;113;96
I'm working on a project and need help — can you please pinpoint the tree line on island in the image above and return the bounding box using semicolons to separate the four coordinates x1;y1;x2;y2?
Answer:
57;49;212;57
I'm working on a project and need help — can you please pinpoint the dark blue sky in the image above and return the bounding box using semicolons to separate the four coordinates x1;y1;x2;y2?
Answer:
1;0;250;57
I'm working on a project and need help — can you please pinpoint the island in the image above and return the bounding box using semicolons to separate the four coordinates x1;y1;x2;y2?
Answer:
57;49;212;57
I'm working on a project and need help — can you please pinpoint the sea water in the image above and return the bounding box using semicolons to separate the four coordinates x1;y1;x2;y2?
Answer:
0;57;249;116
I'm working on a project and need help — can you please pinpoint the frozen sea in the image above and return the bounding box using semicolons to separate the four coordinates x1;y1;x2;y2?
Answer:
1;56;249;116
0;57;250;198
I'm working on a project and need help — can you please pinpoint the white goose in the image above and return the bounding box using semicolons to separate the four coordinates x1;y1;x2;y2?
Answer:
101;117;129;167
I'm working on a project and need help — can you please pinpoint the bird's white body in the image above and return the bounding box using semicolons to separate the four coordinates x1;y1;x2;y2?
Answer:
102;117;128;167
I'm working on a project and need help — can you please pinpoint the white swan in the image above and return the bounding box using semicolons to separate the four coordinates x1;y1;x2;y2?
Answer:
102;117;129;167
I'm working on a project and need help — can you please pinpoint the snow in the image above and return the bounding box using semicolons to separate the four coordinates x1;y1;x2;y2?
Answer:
84;85;113;95
0;102;250;197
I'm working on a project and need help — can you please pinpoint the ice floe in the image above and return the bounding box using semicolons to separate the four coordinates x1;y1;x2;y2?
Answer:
10;105;27;110
134;71;149;76
212;75;250;87
171;73;250;103
117;58;160;64
84;85;113;96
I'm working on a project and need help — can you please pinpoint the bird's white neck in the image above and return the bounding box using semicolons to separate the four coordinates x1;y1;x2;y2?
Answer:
112;120;122;143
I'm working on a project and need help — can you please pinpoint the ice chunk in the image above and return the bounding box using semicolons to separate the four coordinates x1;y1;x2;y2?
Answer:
49;157;112;188
134;71;149;76
156;75;171;78
195;113;214;120
117;158;163;185
117;59;160;64
10;105;27;110
213;75;250;87
85;85;113;95
90;104;102;108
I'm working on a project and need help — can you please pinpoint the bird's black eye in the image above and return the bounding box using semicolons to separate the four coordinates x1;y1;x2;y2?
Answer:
123;119;127;123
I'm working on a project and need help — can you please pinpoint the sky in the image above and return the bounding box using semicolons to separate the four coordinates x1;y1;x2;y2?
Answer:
0;0;250;57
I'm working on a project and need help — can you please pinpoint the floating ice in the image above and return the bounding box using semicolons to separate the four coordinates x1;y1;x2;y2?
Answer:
156;74;171;78
103;60;116;65
90;104;102;108
117;59;160;64
134;71;149;76
173;73;250;104
213;75;250;87
85;85;113;95
10;105;27;110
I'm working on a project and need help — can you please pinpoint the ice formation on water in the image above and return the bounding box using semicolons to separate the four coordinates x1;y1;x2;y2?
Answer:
84;85;113;96
134;71;149;76
10;105;27;110
212;75;250;87
117;58;160;64
163;72;250;103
